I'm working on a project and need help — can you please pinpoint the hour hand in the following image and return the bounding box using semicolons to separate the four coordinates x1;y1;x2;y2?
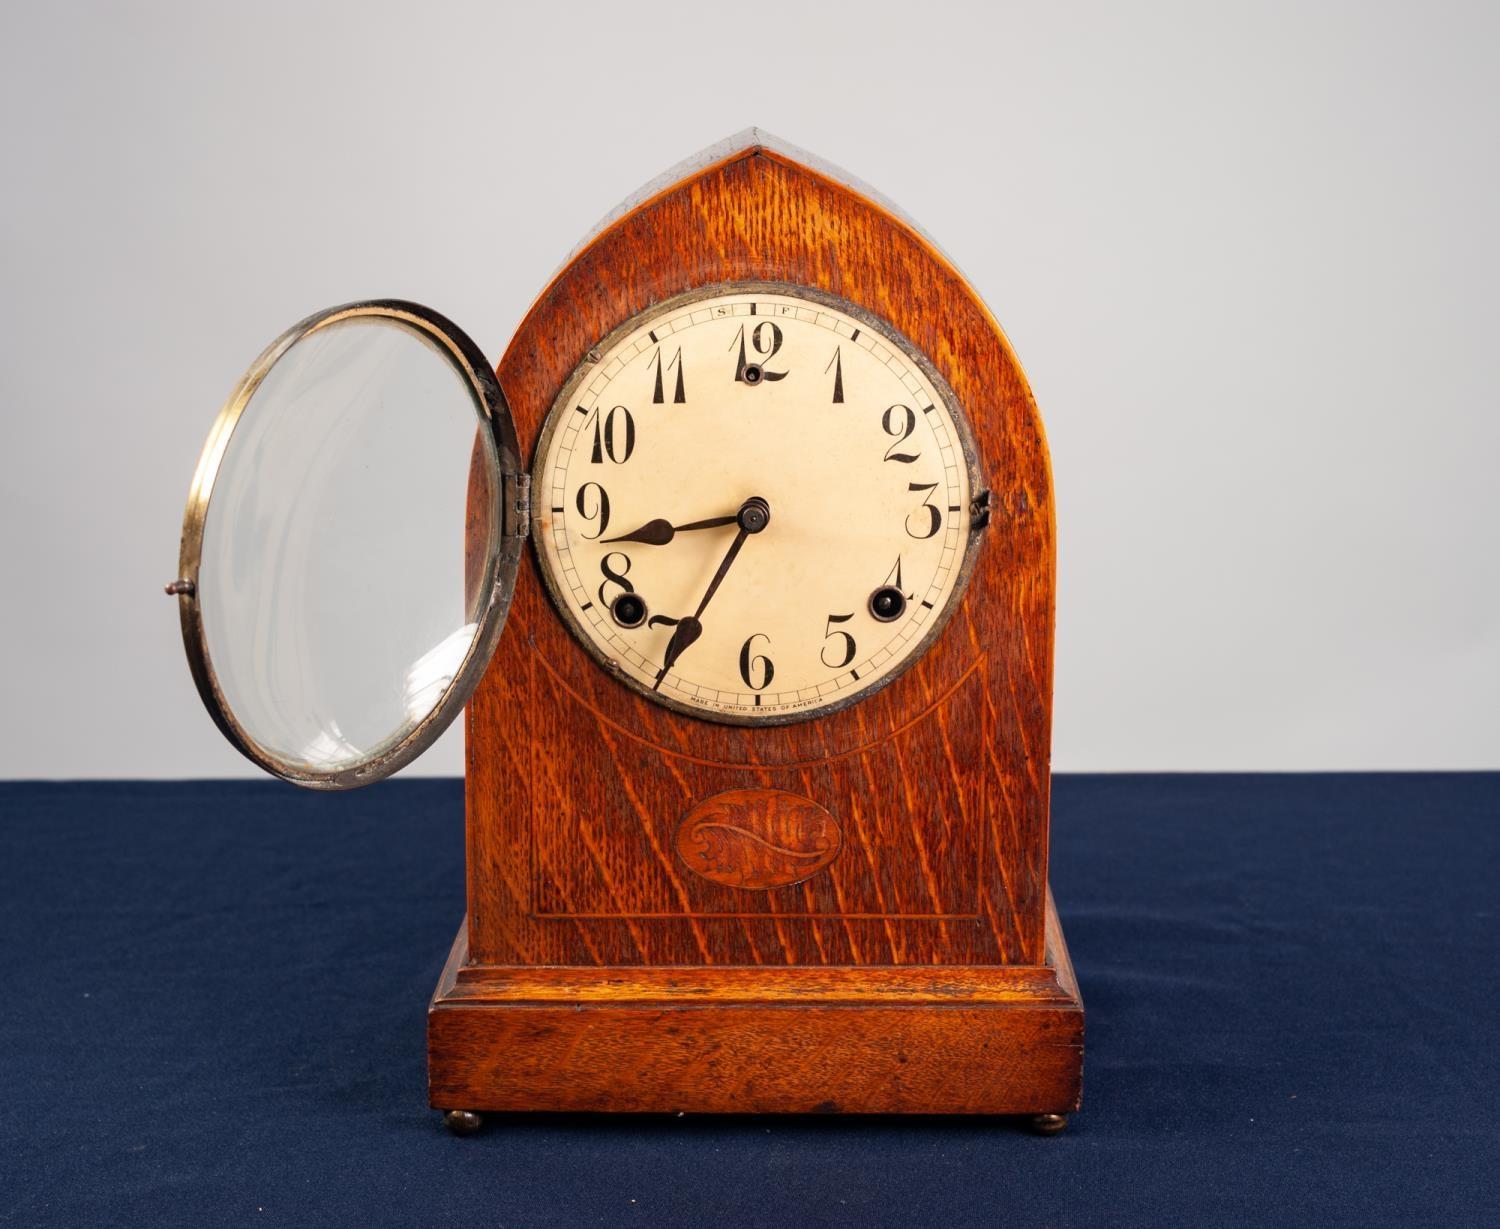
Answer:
603;514;737;546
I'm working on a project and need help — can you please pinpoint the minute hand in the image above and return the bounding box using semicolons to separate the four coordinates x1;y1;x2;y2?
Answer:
652;497;770;691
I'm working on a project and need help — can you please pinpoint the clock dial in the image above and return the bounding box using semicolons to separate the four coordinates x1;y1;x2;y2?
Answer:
533;285;980;723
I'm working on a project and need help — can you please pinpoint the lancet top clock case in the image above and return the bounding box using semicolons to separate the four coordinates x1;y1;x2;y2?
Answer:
169;130;1080;1127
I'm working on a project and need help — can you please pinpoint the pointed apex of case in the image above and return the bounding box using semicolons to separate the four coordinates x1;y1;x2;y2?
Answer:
654;127;812;180
567;130;896;256
701;128;835;173
711;127;787;156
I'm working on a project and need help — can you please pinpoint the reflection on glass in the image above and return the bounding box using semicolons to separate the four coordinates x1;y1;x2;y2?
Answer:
197;316;488;776
300;725;364;771
403;622;478;725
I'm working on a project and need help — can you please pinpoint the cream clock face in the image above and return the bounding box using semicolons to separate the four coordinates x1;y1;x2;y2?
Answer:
533;285;980;723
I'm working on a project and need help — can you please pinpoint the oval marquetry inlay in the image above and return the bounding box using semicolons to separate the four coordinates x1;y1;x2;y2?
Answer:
676;789;841;890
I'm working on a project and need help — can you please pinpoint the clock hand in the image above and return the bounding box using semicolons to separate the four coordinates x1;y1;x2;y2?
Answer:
652;497;770;690
651;534;745;689
602;513;738;546
654;616;705;685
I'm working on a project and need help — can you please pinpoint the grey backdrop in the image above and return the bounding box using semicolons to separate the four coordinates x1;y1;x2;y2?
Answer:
1;0;1495;778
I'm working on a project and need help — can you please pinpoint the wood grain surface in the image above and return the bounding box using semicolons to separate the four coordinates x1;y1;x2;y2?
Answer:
463;131;1056;970
429;893;1083;1116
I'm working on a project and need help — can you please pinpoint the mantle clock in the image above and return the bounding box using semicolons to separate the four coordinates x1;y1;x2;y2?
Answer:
169;131;1083;1133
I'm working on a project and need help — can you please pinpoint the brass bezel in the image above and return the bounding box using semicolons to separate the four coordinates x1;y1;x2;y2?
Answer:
531;280;988;727
173;300;523;790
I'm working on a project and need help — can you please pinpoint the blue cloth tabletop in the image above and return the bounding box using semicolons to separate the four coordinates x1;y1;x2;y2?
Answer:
1;774;1495;1226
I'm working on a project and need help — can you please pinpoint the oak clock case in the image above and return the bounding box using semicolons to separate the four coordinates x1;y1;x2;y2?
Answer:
169;133;1082;1133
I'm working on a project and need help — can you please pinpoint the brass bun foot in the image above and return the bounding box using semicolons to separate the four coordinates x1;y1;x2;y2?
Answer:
443;1110;485;1136
1028;1112;1069;1136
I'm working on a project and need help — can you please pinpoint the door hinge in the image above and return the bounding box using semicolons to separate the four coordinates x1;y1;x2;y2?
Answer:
503;472;531;538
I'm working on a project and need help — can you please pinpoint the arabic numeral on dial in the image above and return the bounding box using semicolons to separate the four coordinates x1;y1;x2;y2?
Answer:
882;404;919;463
597;551;634;606
730;322;788;382
884;554;910;596
825;346;844;403
820;613;856;669
587;405;635;463
650;346;686;404
905;482;942;539
574;482;610;540
738;633;775;690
